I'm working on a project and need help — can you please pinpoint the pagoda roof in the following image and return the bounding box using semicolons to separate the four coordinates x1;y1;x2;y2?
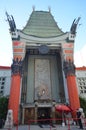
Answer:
22;11;65;38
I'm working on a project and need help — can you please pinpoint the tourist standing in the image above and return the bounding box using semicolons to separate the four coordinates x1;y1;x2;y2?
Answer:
76;109;83;129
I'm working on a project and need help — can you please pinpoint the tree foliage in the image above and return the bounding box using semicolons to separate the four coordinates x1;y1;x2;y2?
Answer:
79;97;86;117
0;97;8;120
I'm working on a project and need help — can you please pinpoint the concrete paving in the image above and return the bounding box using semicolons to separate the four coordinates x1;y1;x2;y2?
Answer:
1;124;85;130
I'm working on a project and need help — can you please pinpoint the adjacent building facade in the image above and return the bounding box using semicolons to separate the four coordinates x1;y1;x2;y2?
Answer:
76;67;86;98
0;66;11;97
6;10;80;124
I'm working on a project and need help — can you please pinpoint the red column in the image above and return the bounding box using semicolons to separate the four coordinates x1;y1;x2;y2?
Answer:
66;75;80;115
63;60;80;116
8;74;21;124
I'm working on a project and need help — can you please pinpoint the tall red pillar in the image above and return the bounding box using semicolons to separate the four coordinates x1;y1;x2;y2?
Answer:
5;12;25;125
63;60;80;116
66;75;80;114
8;75;21;124
8;58;23;124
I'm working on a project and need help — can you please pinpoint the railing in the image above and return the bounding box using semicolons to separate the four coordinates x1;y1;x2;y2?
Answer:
7;118;86;130
29;118;70;130
27;117;86;130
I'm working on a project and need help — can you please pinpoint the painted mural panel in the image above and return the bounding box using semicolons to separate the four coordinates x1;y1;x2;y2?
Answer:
35;59;51;100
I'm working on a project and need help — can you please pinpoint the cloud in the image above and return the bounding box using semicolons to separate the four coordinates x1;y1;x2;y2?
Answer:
74;45;86;67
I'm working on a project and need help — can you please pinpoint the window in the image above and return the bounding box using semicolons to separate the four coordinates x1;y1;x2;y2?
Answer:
84;86;86;89
84;90;86;93
80;90;83;94
0;77;6;96
77;77;86;96
80;86;83;89
2;78;5;81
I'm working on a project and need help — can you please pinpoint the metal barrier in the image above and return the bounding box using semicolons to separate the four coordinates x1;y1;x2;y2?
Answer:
28;118;74;130
13;118;86;130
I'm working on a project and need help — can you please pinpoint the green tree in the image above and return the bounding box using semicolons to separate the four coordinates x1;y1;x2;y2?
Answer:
0;97;8;120
79;97;86;117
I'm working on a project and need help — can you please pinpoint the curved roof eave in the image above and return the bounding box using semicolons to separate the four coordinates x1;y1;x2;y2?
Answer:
20;30;67;38
21;11;65;38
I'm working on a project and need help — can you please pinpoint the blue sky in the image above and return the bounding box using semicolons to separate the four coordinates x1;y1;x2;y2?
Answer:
0;0;86;67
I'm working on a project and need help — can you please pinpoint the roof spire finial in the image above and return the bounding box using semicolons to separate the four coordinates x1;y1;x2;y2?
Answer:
70;17;81;34
48;6;51;13
32;6;35;11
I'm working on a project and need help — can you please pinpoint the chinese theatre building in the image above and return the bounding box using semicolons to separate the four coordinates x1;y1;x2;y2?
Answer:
6;10;80;124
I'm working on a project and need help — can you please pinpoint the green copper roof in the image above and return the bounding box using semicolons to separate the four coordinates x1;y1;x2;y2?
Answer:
22;11;64;38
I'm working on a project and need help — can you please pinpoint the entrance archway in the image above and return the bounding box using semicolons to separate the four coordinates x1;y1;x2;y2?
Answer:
37;107;51;124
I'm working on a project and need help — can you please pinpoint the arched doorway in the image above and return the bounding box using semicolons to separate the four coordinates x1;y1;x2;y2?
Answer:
37;107;51;124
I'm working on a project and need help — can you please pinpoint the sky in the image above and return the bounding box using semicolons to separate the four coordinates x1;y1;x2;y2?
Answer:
0;0;86;67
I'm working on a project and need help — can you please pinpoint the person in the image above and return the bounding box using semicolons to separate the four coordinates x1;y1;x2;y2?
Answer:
76;109;83;129
81;111;85;127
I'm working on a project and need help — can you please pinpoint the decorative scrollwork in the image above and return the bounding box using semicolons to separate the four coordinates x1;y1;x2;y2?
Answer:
70;17;81;35
11;58;23;76
63;59;75;77
6;11;16;32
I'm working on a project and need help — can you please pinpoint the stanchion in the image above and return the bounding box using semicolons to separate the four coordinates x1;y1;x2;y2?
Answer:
16;121;18;130
8;119;12;130
68;118;71;130
84;118;86;125
50;122;52;130
28;121;30;130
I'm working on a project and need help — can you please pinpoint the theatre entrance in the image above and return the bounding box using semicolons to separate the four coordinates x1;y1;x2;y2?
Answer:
37;107;51;124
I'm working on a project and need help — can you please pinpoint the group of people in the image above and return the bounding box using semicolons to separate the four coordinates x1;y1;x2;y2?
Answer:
76;108;85;129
